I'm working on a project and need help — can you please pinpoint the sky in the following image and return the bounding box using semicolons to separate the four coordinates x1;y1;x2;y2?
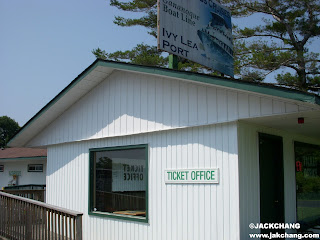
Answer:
1;1;319;127
0;0;155;126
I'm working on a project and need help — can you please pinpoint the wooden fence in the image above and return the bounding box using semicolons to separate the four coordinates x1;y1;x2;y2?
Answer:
1;189;45;202
96;190;145;214
0;191;83;240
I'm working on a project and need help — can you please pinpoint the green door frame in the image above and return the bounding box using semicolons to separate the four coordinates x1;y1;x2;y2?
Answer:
259;133;285;227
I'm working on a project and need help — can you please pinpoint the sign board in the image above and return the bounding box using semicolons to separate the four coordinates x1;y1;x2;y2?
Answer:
9;171;21;176
165;168;219;184
157;0;234;76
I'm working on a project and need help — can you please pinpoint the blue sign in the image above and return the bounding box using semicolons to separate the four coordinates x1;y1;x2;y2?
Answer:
158;0;234;76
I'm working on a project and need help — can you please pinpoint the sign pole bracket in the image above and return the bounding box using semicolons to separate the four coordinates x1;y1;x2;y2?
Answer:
169;54;178;70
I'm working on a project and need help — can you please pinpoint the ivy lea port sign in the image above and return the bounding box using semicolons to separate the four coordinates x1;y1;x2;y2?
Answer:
157;0;234;76
165;169;219;184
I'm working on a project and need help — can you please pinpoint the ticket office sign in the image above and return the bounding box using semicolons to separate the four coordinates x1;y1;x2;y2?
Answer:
165;168;219;184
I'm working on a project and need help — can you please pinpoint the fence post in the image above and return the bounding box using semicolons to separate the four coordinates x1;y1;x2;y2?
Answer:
26;203;32;239
75;215;82;240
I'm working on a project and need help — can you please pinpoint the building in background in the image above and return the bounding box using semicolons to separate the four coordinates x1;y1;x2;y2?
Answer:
0;147;46;189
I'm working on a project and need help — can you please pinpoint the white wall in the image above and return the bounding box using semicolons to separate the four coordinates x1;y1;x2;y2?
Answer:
26;70;315;147
21;67;320;239
0;158;46;189
46;123;240;240
238;121;320;239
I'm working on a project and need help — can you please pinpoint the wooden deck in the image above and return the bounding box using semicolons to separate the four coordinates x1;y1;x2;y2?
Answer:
0;192;83;240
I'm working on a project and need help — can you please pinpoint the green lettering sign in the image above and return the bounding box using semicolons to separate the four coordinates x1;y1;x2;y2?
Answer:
9;171;21;176
165;168;219;184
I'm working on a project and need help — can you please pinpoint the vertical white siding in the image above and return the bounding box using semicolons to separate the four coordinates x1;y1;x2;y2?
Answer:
46;123;240;240
26;71;315;147
238;121;320;239
238;123;260;239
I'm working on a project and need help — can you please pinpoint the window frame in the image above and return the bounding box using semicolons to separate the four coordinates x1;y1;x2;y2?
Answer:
27;164;43;172
0;165;4;172
294;141;320;225
88;144;149;223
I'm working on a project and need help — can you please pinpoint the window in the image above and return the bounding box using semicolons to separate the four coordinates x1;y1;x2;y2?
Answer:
89;144;148;222
0;165;3;172
28;164;43;172
295;142;320;227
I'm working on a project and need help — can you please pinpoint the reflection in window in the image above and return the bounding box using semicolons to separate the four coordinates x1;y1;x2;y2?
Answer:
0;165;3;172
89;145;148;221
295;142;320;227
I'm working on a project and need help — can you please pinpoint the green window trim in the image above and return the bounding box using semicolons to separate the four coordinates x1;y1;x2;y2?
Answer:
88;144;149;223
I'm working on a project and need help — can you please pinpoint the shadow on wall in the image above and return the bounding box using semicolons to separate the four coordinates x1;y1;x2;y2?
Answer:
46;122;238;178
28;70;270;148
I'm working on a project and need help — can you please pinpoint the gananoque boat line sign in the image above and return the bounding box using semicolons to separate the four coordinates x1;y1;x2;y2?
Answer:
157;0;234;77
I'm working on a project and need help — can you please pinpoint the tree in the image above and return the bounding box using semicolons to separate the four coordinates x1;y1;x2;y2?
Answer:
93;44;167;67
227;0;320;91
93;0;213;73
0;116;20;148
93;0;320;92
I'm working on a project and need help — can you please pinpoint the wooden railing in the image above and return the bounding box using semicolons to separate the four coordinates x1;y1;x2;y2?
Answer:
3;184;46;190
96;190;145;213
1;189;45;202
0;191;83;240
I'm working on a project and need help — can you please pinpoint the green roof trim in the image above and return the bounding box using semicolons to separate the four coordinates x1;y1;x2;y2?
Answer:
8;59;320;146
0;156;46;161
96;60;320;105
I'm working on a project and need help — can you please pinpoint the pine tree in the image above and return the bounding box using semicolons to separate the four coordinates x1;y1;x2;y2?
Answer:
93;0;320;91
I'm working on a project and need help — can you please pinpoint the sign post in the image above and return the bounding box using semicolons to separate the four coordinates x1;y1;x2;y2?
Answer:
169;54;178;69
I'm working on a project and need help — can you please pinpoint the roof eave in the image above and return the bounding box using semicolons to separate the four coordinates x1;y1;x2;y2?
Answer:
8;59;320;147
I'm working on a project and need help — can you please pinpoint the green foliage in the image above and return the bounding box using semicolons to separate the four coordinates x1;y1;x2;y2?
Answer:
92;44;167;67
92;44;217;73
0;116;20;148
296;172;320;194
226;0;320;91
94;0;222;74
276;72;300;86
95;0;320;92
110;0;158;37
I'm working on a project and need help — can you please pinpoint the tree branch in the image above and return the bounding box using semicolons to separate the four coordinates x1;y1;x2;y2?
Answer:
301;1;317;46
235;34;291;42
307;71;320;74
235;47;294;56
305;59;320;63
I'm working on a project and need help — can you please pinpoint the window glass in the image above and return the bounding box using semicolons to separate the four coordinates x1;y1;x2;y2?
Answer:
28;164;43;172
0;165;3;172
295;142;320;226
90;145;148;221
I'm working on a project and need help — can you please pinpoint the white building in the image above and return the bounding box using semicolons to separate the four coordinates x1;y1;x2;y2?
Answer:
8;60;320;239
0;148;46;189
